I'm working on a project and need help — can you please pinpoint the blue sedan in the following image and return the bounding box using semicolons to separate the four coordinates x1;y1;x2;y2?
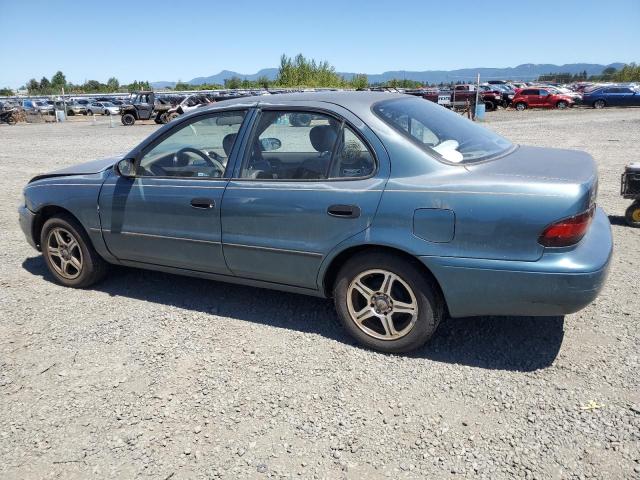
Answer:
18;92;612;353
583;85;640;108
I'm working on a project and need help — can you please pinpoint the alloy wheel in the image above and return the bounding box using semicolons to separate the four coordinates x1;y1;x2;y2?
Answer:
46;227;83;279
346;269;419;341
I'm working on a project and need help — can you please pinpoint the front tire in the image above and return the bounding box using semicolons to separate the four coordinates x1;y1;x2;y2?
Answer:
625;202;640;228
333;251;443;353
87;109;93;115
121;113;135;126
594;100;606;109
515;102;527;111
40;214;108;288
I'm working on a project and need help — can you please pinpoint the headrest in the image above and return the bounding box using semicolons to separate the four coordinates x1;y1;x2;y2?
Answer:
310;125;338;153
222;133;237;156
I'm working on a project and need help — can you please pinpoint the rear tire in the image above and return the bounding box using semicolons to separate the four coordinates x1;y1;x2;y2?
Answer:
333;251;444;353
594;100;606;109
40;214;108;288
484;101;496;112
625;202;640;228
556;101;568;109
167;112;180;122
515;102;527;111
121;113;135;126
87;110;93;115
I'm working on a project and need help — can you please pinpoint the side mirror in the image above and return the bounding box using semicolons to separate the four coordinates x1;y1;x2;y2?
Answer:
260;137;282;152
116;158;136;177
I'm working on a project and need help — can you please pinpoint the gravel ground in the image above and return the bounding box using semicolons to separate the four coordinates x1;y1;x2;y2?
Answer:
0;108;639;480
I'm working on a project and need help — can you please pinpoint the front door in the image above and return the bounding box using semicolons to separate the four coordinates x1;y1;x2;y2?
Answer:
98;110;248;273
221;108;388;290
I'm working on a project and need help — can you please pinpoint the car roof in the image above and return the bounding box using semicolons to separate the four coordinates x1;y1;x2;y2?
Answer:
201;91;407;116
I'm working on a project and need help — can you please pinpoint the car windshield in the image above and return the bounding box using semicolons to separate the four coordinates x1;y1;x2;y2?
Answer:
373;97;513;164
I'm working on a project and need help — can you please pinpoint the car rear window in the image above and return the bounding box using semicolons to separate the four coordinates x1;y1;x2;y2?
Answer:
373;97;514;164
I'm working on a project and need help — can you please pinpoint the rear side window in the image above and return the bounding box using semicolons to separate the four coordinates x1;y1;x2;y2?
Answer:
239;111;375;180
373;96;513;164
521;89;536;95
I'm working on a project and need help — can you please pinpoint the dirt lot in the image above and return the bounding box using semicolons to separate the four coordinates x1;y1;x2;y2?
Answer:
1;108;639;479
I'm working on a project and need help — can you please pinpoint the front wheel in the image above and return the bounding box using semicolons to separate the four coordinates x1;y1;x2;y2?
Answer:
594;100;606;109
40;214;108;288
121;113;135;126
515;102;527;111
625;202;640;228
333;251;444;353
87;109;93;115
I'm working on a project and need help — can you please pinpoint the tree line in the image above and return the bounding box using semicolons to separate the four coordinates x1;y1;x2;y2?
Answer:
537;64;640;83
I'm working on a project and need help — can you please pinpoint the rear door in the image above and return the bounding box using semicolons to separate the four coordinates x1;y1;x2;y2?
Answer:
220;105;389;290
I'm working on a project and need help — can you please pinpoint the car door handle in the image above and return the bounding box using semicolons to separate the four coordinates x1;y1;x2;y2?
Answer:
190;197;215;209
327;204;360;218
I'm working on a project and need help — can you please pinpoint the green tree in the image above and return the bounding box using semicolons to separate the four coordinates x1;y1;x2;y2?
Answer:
39;76;51;93
106;77;120;92
26;78;40;94
51;71;67;91
256;75;270;89
224;76;242;89
350;74;369;90
0;87;13;96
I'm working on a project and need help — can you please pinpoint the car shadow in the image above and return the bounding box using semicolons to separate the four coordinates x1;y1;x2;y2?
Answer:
22;257;564;372
608;214;629;226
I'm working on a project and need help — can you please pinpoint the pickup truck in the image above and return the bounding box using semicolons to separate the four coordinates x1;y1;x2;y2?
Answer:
419;85;501;111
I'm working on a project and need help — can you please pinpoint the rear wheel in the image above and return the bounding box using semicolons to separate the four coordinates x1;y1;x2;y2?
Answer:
167;112;180;122
87;109;93;115
556;101;568;109
333;251;443;353
515;102;527;111
484;101;496;111
7;115;16;125
625;202;640;228
121;113;135;126
40;214;108;288
594;100;606;109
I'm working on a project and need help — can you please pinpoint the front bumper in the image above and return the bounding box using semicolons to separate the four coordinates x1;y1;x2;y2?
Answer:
18;205;38;250
422;207;613;318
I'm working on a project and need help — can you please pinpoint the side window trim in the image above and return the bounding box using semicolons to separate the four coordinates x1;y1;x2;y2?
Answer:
232;107;378;182
133;109;250;181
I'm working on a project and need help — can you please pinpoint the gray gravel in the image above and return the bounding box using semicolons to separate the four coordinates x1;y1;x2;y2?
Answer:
1;109;639;479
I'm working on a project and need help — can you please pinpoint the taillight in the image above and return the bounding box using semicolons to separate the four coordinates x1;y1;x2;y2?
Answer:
538;207;595;247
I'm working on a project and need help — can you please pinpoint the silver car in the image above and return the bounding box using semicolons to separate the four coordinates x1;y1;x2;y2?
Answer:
87;102;120;116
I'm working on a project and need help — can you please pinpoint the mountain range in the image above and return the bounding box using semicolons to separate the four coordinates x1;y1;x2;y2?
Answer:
151;63;624;88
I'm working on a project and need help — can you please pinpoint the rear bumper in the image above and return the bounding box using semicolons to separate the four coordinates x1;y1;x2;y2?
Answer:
18;205;38;250
422;207;613;318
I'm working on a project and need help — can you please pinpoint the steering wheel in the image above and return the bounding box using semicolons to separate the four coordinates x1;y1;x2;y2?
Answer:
175;147;225;174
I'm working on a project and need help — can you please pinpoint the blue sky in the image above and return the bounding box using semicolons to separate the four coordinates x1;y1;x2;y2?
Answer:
0;0;638;88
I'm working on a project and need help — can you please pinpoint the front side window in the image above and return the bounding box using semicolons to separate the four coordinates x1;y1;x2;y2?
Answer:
240;111;375;180
538;89;549;96
138;111;246;178
373;97;513;164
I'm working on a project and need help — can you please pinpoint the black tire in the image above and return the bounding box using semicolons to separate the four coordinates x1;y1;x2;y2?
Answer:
625;202;640;228
515;102;527;111
7;116;16;125
121;113;135;126
67;110;75;116
40;214;108;288
333;251;444;353
87;110;93;115
82;111;87;116
556;101;568;109
167;112;180;122
593;100;606;109
484;101;496;112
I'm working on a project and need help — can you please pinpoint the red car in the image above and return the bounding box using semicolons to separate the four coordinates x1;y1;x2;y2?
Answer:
512;88;574;110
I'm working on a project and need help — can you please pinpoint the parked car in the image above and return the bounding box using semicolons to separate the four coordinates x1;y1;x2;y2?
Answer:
66;101;88;116
512;88;574;110
542;86;582;103
87;101;120;115
34;100;54;115
488;84;517;106
582;85;640;108
18;92;612;353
